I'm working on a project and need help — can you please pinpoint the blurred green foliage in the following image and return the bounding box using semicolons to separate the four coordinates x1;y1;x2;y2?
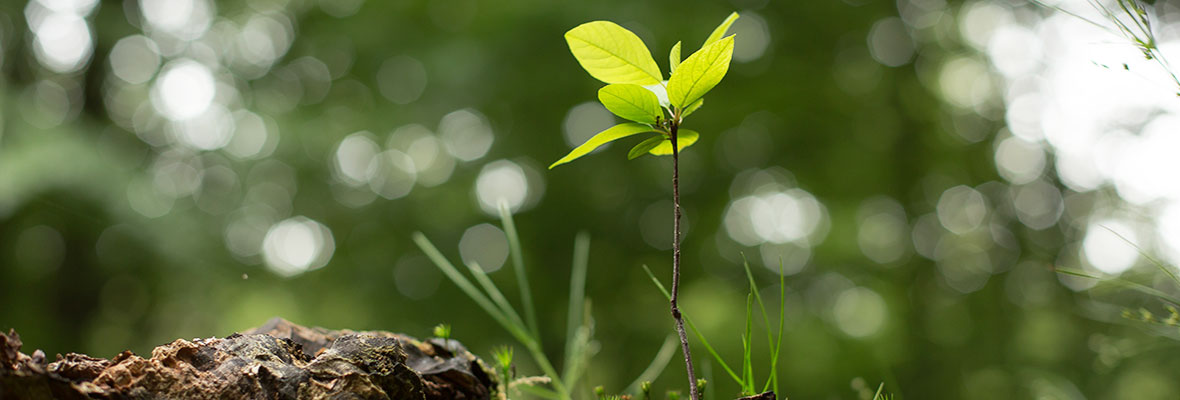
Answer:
3;0;1180;399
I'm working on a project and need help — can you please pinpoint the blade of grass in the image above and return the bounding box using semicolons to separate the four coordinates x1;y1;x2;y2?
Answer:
642;265;742;385
563;231;591;387
523;334;571;399
500;200;541;342
742;293;754;395
562;300;594;391
1055;267;1180;305
1102;225;1180;288
415;232;570;400
766;259;785;395
625;335;678;395
873;382;885;400
413;232;532;344
739;255;777;393
464;261;528;330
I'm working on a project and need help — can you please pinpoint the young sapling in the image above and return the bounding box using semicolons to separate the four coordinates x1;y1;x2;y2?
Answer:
552;12;740;400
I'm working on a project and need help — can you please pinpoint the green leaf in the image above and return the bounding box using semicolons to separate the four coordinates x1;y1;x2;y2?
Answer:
682;98;704;118
550;123;655;169
703;12;740;49
565;21;663;85
598;84;663;124
667;35;734;109
628;135;665;159
669;41;682;74
648;129;699;156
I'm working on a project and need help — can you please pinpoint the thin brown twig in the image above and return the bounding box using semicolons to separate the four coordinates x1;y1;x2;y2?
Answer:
669;118;699;400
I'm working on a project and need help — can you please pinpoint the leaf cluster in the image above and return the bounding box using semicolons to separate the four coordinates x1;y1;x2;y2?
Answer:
551;13;739;169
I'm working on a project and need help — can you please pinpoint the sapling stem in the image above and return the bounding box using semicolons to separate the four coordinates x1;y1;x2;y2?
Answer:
668;116;700;400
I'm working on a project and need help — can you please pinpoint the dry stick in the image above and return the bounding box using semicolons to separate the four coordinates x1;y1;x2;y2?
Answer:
669;121;700;400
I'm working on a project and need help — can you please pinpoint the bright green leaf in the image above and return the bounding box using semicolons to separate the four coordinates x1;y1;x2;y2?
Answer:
682;98;704;118
667;35;734;109
598;84;663;124
703;12;740;49
669;41;682;74
628;135;665;159
550;123;655;169
648;129;700;156
565;21;663;85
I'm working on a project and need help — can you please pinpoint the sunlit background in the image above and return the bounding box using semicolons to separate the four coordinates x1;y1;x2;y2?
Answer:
5;0;1180;398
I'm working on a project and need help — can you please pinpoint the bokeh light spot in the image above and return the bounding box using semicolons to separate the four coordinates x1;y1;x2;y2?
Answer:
377;56;428;105
261;217;335;277
31;12;92;73
562;102;615;149
439;109;494;162
832;287;887;338
475;160;528;215
459;223;509;273
1082;219;1138;275
152;60;216;120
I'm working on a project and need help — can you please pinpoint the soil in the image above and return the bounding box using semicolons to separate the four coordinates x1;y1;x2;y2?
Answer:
0;317;495;399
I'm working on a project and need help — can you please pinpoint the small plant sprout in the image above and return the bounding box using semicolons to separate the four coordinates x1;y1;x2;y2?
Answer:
492;345;515;399
553;12;739;400
433;323;452;341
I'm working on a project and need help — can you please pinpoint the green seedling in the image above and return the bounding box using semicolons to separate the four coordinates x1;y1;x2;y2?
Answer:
433;323;452;340
552;12;740;400
492;345;516;399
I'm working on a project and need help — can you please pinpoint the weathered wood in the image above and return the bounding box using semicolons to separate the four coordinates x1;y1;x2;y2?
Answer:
0;318;495;400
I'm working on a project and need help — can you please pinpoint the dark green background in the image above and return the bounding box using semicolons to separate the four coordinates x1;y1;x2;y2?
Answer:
1;0;1178;399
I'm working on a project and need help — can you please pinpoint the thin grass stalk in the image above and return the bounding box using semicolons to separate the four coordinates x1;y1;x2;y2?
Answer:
465;261;529;330
500;201;541;342
1056;267;1180;305
766;260;785;395
413;232;571;400
740;257;777;391
413;233;532;343
643;265;742;385
564;232;591;385
562;301;593;391
1103;226;1180;288
741;293;754;394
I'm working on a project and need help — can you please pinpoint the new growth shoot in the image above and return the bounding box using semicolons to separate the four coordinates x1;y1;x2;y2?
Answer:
551;12;740;400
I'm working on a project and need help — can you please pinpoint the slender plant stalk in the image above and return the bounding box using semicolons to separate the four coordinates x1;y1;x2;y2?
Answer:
669;120;700;400
500;201;541;342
